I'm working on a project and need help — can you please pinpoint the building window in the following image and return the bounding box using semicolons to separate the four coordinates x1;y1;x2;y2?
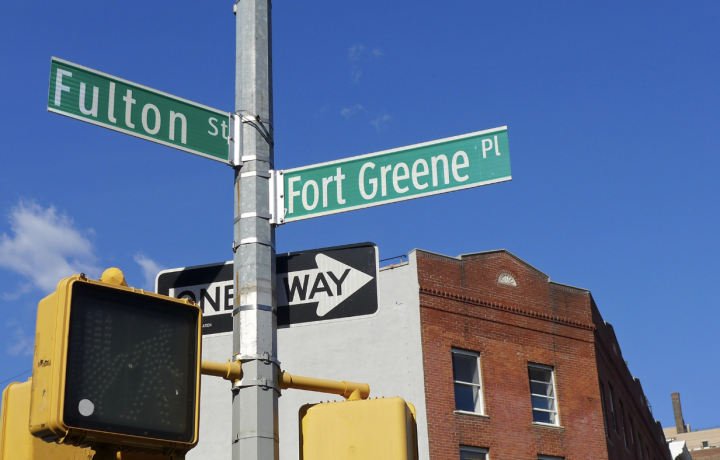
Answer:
702;441;709;448
629;417;637;459
452;349;483;414
528;363;558;425
608;383;618;433
460;446;488;460
538;456;564;460
620;400;628;447
638;433;644;460
599;380;609;435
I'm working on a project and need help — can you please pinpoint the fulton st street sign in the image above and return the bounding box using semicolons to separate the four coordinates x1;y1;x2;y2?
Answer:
280;126;511;222
48;57;230;162
156;243;379;335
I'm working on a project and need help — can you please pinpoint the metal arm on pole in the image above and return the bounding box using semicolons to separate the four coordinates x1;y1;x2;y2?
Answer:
201;360;370;401
278;371;370;401
201;361;243;382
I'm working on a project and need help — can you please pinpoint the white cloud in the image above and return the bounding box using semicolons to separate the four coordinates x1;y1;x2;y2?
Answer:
1;283;32;301
351;68;363;83
348;45;383;62
348;45;366;62
371;114;392;131
0;201;99;294
134;253;166;292
340;104;364;119
6;324;34;357
347;44;382;83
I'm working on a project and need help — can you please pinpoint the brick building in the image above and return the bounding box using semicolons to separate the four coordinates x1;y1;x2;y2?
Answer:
415;249;671;460
178;247;672;460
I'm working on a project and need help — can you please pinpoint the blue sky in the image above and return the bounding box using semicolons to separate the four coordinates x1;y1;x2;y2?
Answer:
1;1;718;432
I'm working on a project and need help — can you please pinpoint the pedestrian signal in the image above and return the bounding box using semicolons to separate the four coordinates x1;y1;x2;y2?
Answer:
28;269;202;457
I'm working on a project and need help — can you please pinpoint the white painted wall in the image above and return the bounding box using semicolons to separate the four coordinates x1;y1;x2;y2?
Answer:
188;252;429;460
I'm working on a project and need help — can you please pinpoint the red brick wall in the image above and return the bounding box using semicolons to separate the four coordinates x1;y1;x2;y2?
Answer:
417;250;607;459
415;249;671;460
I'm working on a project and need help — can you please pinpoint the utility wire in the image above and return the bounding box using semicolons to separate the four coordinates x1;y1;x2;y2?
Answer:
0;369;32;386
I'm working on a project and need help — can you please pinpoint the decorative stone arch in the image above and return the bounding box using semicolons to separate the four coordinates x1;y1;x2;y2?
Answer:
498;272;517;287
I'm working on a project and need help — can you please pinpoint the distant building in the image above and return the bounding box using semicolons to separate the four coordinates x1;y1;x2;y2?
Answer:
663;393;720;460
669;440;693;460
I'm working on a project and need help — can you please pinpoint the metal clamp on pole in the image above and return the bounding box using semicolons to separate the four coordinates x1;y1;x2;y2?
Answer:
237;351;281;367
233;377;280;393
279;370;371;401
236;110;273;148
232;237;275;253
232;304;275;316
229;111;275;167
240;237;275;249
231;353;281;391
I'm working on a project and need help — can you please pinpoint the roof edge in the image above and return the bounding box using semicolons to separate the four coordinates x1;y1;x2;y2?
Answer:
458;249;550;280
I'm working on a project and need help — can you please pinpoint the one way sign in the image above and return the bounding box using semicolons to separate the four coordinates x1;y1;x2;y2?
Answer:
156;243;379;335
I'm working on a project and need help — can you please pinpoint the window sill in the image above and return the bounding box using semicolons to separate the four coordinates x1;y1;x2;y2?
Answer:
454;410;489;419
532;422;564;429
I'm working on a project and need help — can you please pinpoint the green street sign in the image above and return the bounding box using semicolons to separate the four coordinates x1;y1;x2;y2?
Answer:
48;57;230;162
280;127;511;223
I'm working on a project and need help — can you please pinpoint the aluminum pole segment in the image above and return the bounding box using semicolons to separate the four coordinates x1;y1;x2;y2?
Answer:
233;1;278;460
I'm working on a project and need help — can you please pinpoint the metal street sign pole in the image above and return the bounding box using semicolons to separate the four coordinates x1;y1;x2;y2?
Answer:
233;1;278;460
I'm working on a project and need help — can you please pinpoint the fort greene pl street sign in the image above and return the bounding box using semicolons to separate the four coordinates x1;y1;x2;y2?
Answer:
48;57;230;162
281;126;511;222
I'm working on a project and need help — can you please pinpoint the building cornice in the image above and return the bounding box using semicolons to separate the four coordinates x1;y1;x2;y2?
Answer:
419;286;595;331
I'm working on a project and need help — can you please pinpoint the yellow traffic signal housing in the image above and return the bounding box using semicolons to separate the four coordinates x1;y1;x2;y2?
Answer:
0;379;93;460
300;397;418;460
29;270;202;457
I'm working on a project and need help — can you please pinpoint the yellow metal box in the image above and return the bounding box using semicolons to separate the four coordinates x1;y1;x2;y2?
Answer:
28;274;202;457
0;379;93;460
300;397;418;460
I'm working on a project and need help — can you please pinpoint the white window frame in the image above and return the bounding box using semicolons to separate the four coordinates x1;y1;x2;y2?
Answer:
528;363;560;426
460;445;489;460
452;348;484;415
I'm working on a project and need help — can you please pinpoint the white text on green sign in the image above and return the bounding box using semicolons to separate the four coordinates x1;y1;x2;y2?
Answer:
48;57;230;162
282;127;511;222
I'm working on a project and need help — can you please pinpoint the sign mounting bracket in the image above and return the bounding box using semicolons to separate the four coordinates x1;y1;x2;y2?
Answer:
229;110;274;167
269;170;285;226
